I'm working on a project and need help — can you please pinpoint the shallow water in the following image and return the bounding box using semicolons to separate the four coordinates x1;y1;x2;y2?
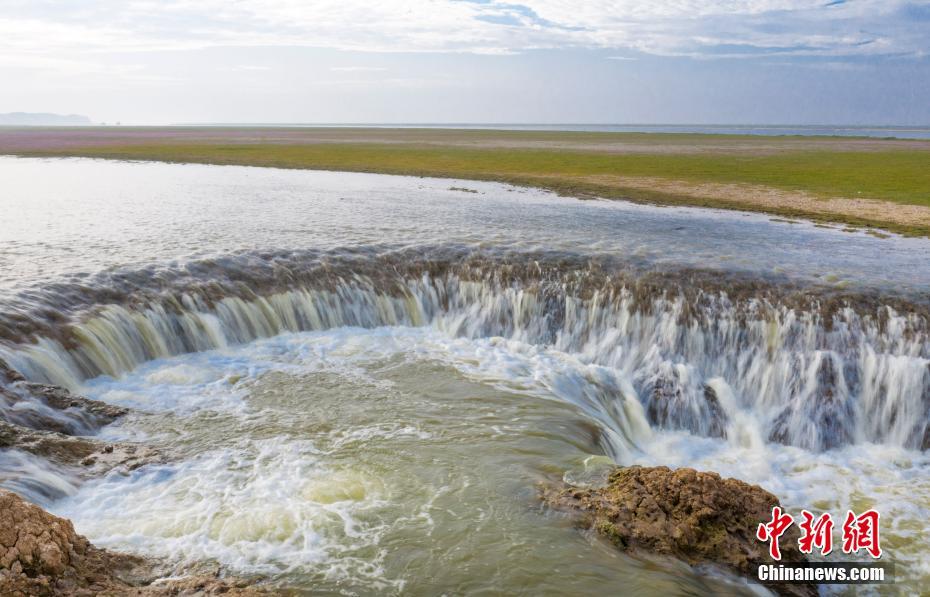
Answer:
1;157;928;594
2;157;929;298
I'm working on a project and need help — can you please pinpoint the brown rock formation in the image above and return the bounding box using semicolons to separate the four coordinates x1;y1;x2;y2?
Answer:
0;488;146;595
544;465;816;596
135;574;266;596
0;490;264;596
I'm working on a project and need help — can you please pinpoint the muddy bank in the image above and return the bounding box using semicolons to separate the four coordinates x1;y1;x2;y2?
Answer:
530;172;930;235
544;465;816;597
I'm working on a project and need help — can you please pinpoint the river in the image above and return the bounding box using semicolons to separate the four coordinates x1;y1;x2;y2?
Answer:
0;157;927;594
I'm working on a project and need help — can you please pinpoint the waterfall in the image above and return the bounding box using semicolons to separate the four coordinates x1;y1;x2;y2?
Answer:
2;266;927;455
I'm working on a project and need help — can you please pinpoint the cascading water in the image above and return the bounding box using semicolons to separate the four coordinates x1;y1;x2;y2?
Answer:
2;156;929;594
4;262;927;457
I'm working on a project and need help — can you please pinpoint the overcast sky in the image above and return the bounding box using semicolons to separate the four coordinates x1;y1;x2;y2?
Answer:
1;0;928;125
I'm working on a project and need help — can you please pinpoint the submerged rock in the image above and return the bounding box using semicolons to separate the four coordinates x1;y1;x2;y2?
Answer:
0;359;25;383
0;490;265;596
544;465;815;596
0;382;127;436
0;380;158;498
913;363;930;451
0;378;154;498
644;366;728;439
769;352;855;451
0;421;161;476
142;574;267;596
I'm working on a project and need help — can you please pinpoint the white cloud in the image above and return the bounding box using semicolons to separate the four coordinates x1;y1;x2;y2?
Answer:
330;66;389;72
231;65;273;71
0;0;926;62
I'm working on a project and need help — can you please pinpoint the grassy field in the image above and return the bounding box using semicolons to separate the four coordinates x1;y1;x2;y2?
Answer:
4;127;930;236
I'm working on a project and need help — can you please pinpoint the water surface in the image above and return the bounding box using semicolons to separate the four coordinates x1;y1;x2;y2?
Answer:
0;157;927;595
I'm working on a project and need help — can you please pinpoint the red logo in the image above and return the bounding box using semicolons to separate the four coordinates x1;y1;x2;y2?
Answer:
842;509;882;558
798;510;834;556
757;508;882;560
756;506;794;560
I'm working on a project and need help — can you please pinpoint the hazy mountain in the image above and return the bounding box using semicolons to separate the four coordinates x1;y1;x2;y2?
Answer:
0;112;93;125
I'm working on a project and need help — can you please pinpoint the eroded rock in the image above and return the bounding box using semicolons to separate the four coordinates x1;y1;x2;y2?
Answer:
0;359;25;383
0;490;265;596
0;420;161;477
0;488;146;595
0;382;127;436
136;574;267;596
544;465;815;596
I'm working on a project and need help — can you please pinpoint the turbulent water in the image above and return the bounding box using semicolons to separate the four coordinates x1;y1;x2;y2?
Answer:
1;156;928;594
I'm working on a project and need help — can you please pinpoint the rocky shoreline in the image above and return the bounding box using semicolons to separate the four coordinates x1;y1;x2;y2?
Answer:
0;363;265;595
0;368;163;500
1;489;264;596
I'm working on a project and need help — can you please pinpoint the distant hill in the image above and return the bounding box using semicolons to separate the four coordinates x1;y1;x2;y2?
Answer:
0;112;93;126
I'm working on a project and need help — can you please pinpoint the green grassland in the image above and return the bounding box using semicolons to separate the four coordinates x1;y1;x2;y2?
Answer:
11;130;930;235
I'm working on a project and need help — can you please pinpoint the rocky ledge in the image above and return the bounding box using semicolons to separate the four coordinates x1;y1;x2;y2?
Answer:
0;419;161;479
0;378;127;435
1;364;259;594
0;490;264;596
544;465;816;597
1;374;163;500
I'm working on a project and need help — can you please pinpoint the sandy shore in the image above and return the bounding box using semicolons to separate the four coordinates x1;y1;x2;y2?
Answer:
530;173;930;233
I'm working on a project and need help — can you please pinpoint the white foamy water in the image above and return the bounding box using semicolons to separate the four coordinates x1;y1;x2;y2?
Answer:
2;157;928;594
29;326;923;594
